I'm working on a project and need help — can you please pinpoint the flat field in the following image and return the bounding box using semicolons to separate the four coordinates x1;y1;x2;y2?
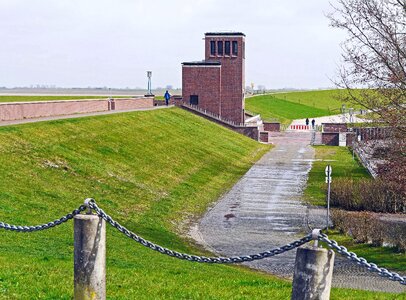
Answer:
0;109;401;299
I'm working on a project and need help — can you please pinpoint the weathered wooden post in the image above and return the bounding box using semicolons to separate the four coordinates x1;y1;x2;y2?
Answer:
291;230;335;300
74;209;106;300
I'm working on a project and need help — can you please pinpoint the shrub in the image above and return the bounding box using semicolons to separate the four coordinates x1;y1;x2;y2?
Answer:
331;178;406;213
331;209;406;251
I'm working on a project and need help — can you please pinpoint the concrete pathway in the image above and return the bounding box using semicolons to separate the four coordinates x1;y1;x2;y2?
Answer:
291;113;369;128
191;131;406;293
0;105;172;127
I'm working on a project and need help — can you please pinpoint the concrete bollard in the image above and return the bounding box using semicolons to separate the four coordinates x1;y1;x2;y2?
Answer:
291;247;335;300
74;214;106;300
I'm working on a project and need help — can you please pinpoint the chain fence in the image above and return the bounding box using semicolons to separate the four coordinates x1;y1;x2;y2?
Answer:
0;199;405;286
0;204;87;232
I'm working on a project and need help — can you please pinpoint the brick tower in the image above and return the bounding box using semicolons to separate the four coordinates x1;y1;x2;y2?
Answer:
182;32;246;123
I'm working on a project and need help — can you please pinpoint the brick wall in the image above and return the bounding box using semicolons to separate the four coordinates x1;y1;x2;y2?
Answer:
322;132;339;146
113;98;154;110
259;132;270;143
322;123;348;133
0;97;153;121
205;35;245;123
263;122;280;132
182;65;222;115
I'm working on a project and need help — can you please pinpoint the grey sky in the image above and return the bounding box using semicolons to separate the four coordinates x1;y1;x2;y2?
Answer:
0;0;346;89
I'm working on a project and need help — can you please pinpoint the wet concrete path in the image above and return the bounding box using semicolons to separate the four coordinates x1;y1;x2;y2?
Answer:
192;131;405;293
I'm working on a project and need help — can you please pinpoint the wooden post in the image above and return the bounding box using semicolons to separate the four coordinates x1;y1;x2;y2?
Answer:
291;247;335;300
74;214;106;300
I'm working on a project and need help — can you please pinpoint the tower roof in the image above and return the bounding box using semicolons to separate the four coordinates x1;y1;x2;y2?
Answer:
205;32;245;37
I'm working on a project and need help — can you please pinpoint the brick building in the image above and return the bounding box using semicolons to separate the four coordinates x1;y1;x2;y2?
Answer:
182;32;246;123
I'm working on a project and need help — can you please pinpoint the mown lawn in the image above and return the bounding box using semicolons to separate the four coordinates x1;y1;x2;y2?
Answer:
304;146;371;206
0;109;402;299
0;95;128;102
245;95;332;125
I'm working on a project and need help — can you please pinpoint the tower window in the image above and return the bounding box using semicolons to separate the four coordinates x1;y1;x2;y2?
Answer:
210;41;216;56
217;41;223;55
225;41;230;55
232;41;238;56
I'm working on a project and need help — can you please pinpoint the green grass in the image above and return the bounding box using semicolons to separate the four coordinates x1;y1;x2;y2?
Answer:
304;146;371;206
245;89;366;126
245;95;332;125
0;109;402;299
0;95;128;103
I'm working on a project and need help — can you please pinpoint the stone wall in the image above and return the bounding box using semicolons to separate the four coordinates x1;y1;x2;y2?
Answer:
0;97;153;121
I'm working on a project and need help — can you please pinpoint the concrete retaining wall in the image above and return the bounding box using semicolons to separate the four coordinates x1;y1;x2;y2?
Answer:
0;97;153;121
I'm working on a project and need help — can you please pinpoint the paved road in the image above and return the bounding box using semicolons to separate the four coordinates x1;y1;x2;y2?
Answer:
191;131;406;293
0;105;172;127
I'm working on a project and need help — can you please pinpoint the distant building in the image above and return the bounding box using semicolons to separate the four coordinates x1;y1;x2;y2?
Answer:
182;32;246;123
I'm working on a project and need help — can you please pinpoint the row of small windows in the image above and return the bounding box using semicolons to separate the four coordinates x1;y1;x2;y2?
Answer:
210;41;238;56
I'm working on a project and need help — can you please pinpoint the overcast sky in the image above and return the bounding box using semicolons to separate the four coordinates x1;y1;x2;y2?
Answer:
0;0;346;89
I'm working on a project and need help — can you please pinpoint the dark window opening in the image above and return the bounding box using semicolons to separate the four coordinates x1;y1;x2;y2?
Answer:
225;41;230;55
242;41;245;58
232;41;238;56
210;41;216;56
217;41;223;55
190;95;199;105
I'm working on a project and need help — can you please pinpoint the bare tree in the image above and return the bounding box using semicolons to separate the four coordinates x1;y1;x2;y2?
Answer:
328;0;406;132
329;0;406;200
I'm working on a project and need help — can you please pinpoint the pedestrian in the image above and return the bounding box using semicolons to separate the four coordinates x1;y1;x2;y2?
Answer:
164;90;171;106
311;119;315;129
305;118;309;126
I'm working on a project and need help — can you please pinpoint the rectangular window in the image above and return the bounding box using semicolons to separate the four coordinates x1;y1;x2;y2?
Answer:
210;41;216;56
190;95;198;105
217;41;223;55
225;41;230;55
232;41;238;56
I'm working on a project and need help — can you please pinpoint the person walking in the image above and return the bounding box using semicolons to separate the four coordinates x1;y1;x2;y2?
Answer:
305;118;309;127
311;119;316;129
164;90;171;106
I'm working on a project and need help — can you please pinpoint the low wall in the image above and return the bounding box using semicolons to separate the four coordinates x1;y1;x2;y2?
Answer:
322;123;347;133
0;97;153;121
322;132;339;146
180;105;259;141
263;122;280;132
259;132;270;143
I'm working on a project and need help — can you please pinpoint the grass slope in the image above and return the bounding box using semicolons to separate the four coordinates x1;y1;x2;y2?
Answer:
245;89;366;125
0;96;127;103
245;95;333;125
0;109;401;299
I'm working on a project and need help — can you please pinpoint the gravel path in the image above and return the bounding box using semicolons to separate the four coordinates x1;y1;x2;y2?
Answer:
191;131;406;294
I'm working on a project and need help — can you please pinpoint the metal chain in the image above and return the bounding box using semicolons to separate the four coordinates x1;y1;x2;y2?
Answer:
0;205;87;232
319;233;406;285
88;200;312;264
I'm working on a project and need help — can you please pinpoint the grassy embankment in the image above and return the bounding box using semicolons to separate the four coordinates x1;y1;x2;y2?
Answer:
304;146;406;273
0;96;129;103
245;89;361;126
0;108;401;299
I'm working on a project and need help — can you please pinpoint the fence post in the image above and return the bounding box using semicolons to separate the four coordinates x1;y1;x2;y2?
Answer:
74;214;106;300
291;231;335;300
